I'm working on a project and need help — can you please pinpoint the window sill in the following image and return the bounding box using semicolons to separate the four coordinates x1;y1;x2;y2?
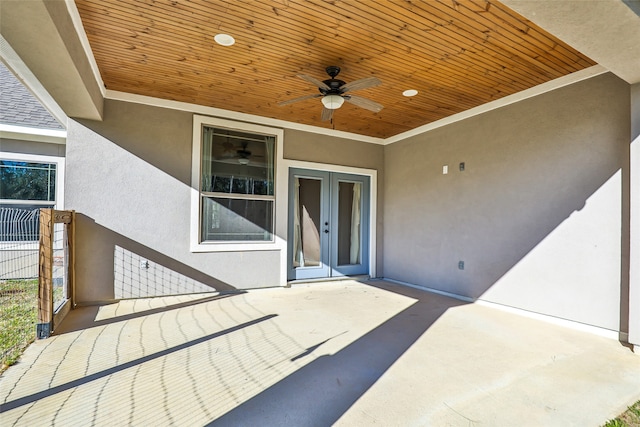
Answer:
190;241;281;253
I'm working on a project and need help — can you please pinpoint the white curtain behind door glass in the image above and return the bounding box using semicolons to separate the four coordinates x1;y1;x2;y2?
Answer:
302;206;321;265
350;182;361;264
293;177;303;267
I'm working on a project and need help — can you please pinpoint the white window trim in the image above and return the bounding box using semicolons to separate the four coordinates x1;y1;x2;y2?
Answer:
0;151;65;209
190;115;286;253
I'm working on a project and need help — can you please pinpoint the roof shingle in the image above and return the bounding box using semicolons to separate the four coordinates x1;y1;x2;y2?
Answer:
0;62;64;130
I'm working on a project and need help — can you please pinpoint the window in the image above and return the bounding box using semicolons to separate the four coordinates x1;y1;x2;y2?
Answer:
0;160;56;204
196;122;277;243
0;153;65;243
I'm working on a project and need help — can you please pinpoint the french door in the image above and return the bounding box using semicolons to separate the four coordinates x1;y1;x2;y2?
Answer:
288;168;370;280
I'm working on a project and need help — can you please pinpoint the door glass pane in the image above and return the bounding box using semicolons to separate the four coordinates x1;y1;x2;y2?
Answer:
293;178;322;268
337;181;362;266
201;197;273;241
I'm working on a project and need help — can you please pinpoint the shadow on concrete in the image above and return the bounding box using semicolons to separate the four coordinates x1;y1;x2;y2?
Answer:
54;292;245;334
209;281;466;426
0;314;277;413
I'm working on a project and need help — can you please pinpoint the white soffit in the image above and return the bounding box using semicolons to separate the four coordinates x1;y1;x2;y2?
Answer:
0;0;103;120
1;36;68;129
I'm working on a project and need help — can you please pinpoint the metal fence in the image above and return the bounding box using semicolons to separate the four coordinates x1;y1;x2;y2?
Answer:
1;207;40;369
1;207;75;368
52;221;69;313
0;207;40;280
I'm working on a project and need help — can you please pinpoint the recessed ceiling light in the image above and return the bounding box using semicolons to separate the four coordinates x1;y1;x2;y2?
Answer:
214;34;235;46
403;89;418;97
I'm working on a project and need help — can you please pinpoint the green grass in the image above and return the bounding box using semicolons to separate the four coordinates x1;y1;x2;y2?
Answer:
604;401;640;427
0;279;38;371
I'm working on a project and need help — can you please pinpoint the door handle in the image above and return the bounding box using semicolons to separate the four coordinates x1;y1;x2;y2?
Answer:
324;229;329;234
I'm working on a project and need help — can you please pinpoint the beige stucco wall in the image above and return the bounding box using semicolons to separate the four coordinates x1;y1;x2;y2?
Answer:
383;72;630;331
66;100;384;303
68;100;265;303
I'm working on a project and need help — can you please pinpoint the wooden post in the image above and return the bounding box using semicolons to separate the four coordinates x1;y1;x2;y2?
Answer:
38;208;53;339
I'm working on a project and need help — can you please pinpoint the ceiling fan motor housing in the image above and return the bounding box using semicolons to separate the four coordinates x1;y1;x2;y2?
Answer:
326;65;341;77
237;148;251;158
320;66;346;95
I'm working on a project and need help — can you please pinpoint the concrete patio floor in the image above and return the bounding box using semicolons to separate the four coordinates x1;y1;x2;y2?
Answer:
1;279;639;426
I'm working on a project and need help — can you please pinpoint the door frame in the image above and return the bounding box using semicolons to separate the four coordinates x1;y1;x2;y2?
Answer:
288;168;331;280
282;160;377;281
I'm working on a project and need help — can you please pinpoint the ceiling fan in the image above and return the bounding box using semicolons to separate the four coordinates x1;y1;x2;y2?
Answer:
217;141;262;165
279;66;383;121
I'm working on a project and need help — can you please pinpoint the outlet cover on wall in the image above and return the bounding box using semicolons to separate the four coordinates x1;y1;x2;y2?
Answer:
458;261;464;270
443;165;448;174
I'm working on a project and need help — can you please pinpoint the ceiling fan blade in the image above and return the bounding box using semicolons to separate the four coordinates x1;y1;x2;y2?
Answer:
321;107;334;122
278;93;322;106
340;76;381;93
297;74;331;90
345;95;384;113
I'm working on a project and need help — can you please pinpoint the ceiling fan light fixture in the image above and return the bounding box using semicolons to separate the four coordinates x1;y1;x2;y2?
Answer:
321;94;345;110
237;157;250;165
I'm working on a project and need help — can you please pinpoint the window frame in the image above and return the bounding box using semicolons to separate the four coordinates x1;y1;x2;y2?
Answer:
0;151;65;209
190;115;285;252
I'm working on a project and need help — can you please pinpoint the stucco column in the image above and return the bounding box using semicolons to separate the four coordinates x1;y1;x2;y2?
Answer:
630;83;640;353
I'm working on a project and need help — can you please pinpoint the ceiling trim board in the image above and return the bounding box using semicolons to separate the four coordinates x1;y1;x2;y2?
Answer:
105;90;386;145
0;124;67;145
65;0;106;98
384;65;609;145
108;65;608;147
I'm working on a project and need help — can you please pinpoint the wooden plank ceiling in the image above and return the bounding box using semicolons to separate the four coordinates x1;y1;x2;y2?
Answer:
75;0;595;139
